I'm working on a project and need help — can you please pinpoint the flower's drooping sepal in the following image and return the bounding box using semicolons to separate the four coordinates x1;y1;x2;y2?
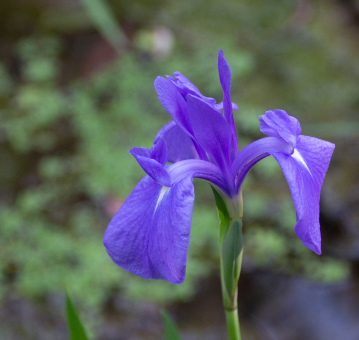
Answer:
129;138;171;187
260;110;335;254
103;175;195;284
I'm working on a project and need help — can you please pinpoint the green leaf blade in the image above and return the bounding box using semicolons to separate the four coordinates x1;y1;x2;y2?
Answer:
161;310;181;340
66;292;88;340
222;219;243;298
211;186;230;242
80;0;128;52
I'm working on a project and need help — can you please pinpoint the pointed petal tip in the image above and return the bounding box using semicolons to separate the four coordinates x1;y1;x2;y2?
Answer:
154;75;163;88
303;241;322;255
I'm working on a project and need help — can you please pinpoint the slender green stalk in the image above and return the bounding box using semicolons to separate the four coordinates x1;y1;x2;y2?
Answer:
220;248;243;340
225;309;241;340
212;187;243;340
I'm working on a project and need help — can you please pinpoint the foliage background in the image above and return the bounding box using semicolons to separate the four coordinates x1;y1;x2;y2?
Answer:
1;0;359;339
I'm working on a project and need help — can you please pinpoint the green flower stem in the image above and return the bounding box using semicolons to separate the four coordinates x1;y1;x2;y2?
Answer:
220;246;243;340
225;308;241;340
211;187;243;340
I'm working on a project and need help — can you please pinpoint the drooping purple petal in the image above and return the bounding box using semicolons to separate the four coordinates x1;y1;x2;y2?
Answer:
130;147;171;187
154;121;199;162
104;175;194;284
259;110;301;148
273;135;335;254
186;94;233;185
218;50;238;158
150;137;168;166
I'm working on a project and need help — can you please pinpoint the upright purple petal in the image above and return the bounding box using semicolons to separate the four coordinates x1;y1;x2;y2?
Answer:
150;137;168;166
273;135;335;254
218;50;238;158
170;72;202;98
154;121;199;162
154;76;193;137
186;94;233;186
130;147;171;187
169;72;217;107
154;77;207;160
129;147;151;158
259;110;301;148
104;175;195;284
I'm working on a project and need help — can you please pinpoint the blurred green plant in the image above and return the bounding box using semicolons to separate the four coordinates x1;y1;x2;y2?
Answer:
0;3;357;340
1;1;357;334
80;0;128;52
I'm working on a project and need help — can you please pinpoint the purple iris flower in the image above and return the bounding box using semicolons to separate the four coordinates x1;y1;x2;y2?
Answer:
104;50;335;284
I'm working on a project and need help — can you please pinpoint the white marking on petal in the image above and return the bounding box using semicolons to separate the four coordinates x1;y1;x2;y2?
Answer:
155;186;171;212
291;149;312;176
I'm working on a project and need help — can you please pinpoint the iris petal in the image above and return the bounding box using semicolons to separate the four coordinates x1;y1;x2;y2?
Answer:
273;135;335;254
130;148;171;187
259;110;301;148
169;72;217;106
186;94;233;183
154;77;207;160
104;175;194;284
154;121;199;162
150;137;168;166
214;102;239;112
154;76;194;138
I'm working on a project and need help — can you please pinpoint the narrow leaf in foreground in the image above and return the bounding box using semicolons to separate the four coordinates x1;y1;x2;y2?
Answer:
66;292;88;340
161;310;181;340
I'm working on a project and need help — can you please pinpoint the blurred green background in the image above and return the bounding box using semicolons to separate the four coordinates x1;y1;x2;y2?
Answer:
1;0;359;339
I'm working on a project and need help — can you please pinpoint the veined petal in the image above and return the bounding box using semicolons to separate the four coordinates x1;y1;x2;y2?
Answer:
187;94;233;184
259;110;301;148
103;175;194;284
273;135;335;254
154;121;199;162
130;147;171;187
